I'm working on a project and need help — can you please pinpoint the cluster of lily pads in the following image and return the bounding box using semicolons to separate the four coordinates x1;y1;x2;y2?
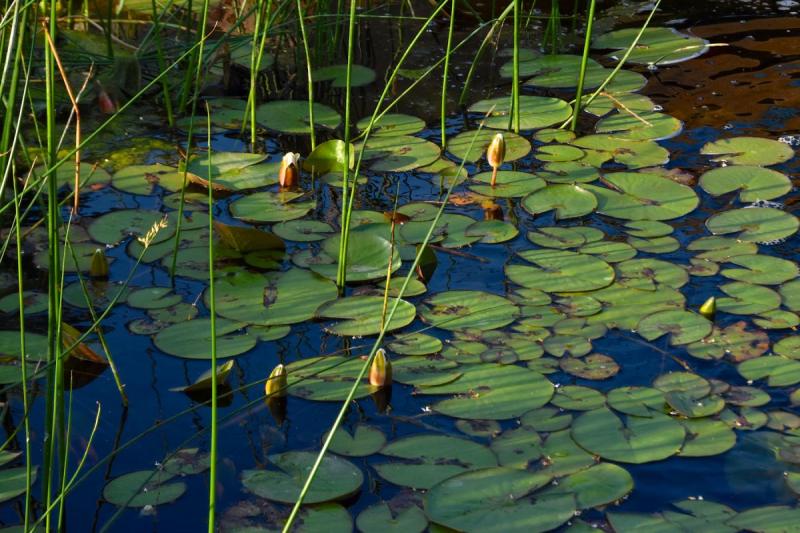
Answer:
3;23;800;531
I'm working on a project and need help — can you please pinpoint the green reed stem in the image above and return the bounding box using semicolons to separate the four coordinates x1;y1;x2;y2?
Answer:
151;0;174;126
511;0;520;132
283;125;485;532
569;0;596;131
247;0;269;148
296;0;316;150
334;0;357;292
458;4;513;106
440;0;455;148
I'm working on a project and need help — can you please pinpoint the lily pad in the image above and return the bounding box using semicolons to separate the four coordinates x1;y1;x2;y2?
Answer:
241;451;362;504
387;333;442;355
637;310;712;346
544;463;633;508
446;129;531;164
375;434;497;489
112;163;186;195
418;291;518;331
561;354;619;380
356;502;427;533
506;249;614;293
328;425;386;457
313;64;375;87
584;172;698;220
230;191;315;223
717;282;782;315
310;232;401;282
272;220;334;242
699;166;791;202
255;100;341;134
594;27;709;65
357;113;425;136
469;171;546;198
153;318;255;359
572;408;685;463
103;470;185;508
595;112;683;141
738;356;800;387
707;207;799;243
701;137;795;166
317;296;415;336
468;95;572;130
607;386;665;417
358;135;440;172
521;184;597;219
721;255;798;285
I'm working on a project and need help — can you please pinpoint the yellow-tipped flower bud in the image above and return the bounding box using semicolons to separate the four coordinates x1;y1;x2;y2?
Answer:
699;296;716;321
369;349;392;388
265;364;287;397
90;248;109;279
486;133;505;188
278;153;301;188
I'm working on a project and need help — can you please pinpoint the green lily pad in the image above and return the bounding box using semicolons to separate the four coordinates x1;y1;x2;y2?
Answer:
584;172;698;220
418;291;518;331
572;407;685;463
272;220;334;242
387;333;442;355
421;363;554;420
607;386;665;417
540;430;595;476
285;356;374;401
356;501;427;533
468;95;572;130
328;425;386;457
446;129;531;164
456;419;502;438
313;64;375;87
587;283;685;330
88;209;172;245
34;162;110;191
688;236;759;262
153;318;254;359
241;451;362;504
535;144;585;162
212;269;337;326
392;356;461;387
616;258;689;291
572;135;670;169
717;282;782;315
112;163;186;195
637;310;712;345
357;113;426;136
469;171;546;198
544;462;633;508
255;100;341;134
594;27;709;65
699;166;791;202
628;235;680;254
521;184;597;219
666;391;725;418
701;137;795;166
679;419;737;457
310;232;401;282
561;354;619;380
551;385;606;411
375;434;497;489
774;336;800;359
230;191;315;223
754;310;800;329
738;356;800;387
490;426;542;469
506;249;614;293
727;506;800;532
358;135;440;172
707;207;799;243
521;407;573;432
625;220;674;238
0;467;37;504
162;448;212;475
317;296;415;336
103;470;185;508
595;112;683;141
686;322;769;362
584;92;656;117
465;220;519;243
425;468;575;533
654;372;712;398
721;255;798;285
541;161;601;183
126;287;182;310
527;227;587;249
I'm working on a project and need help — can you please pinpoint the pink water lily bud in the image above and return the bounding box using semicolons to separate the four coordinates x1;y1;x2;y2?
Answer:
279;153;301;188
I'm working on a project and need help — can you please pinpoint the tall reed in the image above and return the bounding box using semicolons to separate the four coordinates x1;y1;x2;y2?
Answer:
570;0;596;130
440;0;456;148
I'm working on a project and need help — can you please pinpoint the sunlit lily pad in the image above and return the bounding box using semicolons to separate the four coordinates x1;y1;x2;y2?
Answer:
357;113;426;136
584;172;698;220
720;255;798;285
465;220;519;243
255;100;341;134
358;135;441;172
595;112;683;141
637;310;711;346
490;426;542;469
700;166;791;202
701;137;795;166
230;191;315;223
521;184;597;219
580;241;637;263
392;356;461;387
310;232;400;282
706;207;798;243
527;227;587;249
418;291;518;331
153;318;254;359
535;144;584;162
521;407;572;432
356;501;427;533
468;95;572;130
727;505;800;532
551;385;606;410
543;463;633;508
506;250;614;293
317;296;415;336
607;386;665;417
424;468;575;533
328;425;386;457
594;27;709;65
588;283;685;329
387;333;442;355
447;130;531;163
561;354;619;380
738;356;800;387
469;171;546;198
272;220;334;242
375;434;497;489
572;407;685;463
241;451;362;504
717;282;781;315
572;135;670;169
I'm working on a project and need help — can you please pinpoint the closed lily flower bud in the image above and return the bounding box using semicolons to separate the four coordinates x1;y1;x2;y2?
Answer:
265;363;287;397
278;153;301;188
369;349;392;388
90;248;109;279
486;133;505;188
97;87;117;114
699;296;716;321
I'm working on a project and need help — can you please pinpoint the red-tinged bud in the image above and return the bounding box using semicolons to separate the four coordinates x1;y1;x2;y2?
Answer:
278;153;301;188
369;349;392;388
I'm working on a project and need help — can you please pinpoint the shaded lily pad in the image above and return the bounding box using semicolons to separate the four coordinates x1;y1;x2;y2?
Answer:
112;163;186;195
551;385;606;411
328;425;386;457
103;470;185;508
313;64;375;87
230;191;315;223
607;386;665;417
375;434;497;489
490;426;542;469
544;463;633;508
154;318;255;359
255;100;341;134
356;501;427;533
701;137;795;166
241;451;362;504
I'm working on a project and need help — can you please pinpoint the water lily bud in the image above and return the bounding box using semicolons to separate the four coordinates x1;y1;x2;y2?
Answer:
486;133;505;188
97;88;117;114
699;296;716;321
265;364;287;397
278;153;301;188
90;248;109;279
369;349;392;388
483;202;503;221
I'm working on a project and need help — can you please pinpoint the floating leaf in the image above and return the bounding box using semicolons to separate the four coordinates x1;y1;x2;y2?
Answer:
616;258;689;291
701;137;795;166
418;291;518;331
241;451;362;504
595;112;683;141
328;425;386;457
607;386;665;417
310;232;400;282
230;191;315;223
699;166;791;202
358;135;440;172
103;470;185;508
521;184;597;219
584;172;698;220
572;408;685;463
111;163;186;195
170;360;234;394
313;64;375;87
469;170;546;198
0;467;37;504
738;356;800;387
720;255;798;285
255;100;341;134
717;282;781;315
447;129;531;164
707;207;799;243
357;113;426;136
544;463;633;508
375;434;497;489
272;220;334;242
490;426;542;469
316;296;415;336
356;501;427;533
154;318;254;359
468;95;572;130
637;310;711;345
507;250;614;293
682;418;735;457
594;27;709;65
561;354;619;380
303;139;355;175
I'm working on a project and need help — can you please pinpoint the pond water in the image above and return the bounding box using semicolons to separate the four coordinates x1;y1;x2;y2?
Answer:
3;0;800;531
